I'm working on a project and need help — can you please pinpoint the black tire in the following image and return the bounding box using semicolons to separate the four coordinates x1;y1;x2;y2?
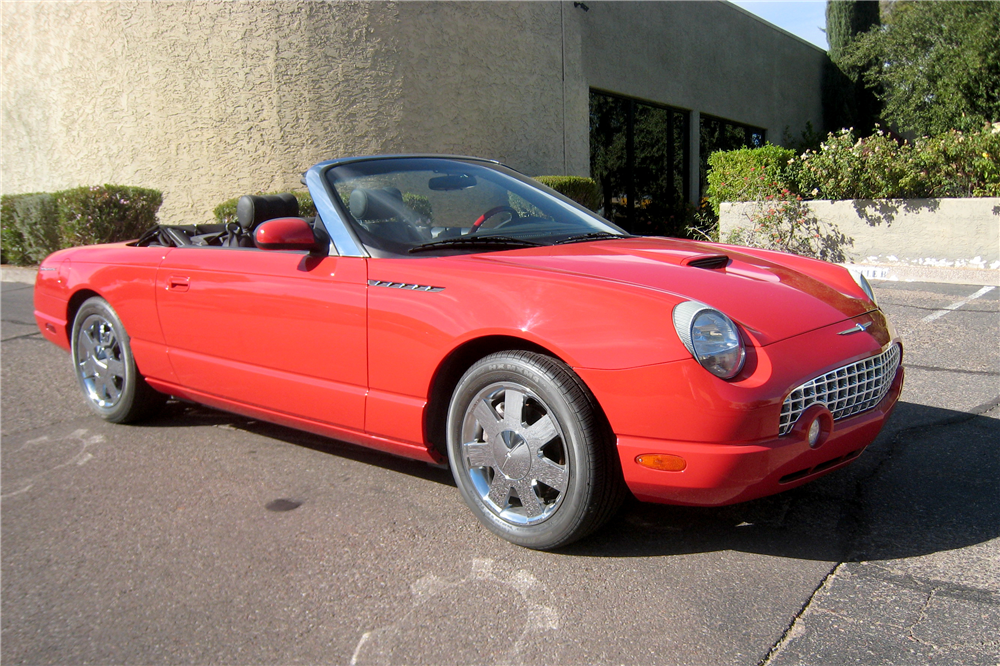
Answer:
70;297;164;423
446;351;625;549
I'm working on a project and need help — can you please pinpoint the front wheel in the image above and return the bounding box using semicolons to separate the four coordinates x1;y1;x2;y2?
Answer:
71;297;164;423
446;351;624;549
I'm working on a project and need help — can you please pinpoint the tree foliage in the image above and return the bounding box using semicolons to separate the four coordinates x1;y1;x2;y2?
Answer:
824;0;881;135
845;1;1000;136
826;0;881;62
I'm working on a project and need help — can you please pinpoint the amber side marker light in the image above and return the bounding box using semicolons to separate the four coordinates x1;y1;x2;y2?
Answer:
636;454;687;472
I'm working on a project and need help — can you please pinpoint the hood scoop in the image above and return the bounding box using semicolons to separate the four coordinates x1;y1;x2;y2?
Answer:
681;254;730;270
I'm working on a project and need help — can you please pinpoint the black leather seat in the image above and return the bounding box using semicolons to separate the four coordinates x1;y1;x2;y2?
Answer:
349;188;424;244
231;193;300;247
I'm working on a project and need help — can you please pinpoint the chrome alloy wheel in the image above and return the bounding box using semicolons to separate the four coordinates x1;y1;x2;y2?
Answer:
75;313;126;408
459;383;569;525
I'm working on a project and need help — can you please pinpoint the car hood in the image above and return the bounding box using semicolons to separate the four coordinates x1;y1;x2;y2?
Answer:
470;237;873;346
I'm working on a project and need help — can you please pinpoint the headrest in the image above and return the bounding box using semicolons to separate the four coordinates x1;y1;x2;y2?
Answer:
349;188;405;221
236;193;299;231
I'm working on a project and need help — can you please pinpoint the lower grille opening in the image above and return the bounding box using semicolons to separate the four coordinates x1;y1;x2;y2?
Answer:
778;448;864;484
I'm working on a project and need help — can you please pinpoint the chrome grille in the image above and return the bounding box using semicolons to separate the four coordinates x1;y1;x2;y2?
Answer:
779;343;901;436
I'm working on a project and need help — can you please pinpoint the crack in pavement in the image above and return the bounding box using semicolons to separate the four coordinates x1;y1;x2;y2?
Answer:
759;397;1000;665
907;587;938;648
2;331;42;342
758;564;845;666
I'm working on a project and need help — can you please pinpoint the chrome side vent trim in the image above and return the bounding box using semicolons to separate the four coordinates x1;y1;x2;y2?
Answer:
368;279;444;292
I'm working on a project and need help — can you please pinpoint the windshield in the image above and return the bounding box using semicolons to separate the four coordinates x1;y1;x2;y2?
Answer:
324;157;626;256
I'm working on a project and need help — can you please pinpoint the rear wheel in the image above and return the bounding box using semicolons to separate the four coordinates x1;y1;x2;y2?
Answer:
446;351;624;549
71;297;164;423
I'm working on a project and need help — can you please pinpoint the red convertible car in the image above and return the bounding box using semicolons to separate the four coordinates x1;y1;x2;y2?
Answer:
34;155;903;549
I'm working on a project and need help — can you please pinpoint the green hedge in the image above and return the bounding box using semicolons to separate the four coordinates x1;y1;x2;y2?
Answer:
705;145;796;215
534;176;601;211
705;123;1000;212
1;185;162;266
213;191;316;225
1;192;41;265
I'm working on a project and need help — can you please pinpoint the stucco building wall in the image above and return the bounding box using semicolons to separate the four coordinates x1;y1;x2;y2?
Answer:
577;2;826;137
2;1;826;226
2;1;412;224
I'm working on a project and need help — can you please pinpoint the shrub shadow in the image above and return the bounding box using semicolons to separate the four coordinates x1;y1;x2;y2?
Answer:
851;198;942;227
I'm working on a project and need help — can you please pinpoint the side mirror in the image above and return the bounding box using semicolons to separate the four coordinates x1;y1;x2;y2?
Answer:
255;218;326;254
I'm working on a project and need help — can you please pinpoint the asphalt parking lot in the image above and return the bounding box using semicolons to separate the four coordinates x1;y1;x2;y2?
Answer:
2;275;998;665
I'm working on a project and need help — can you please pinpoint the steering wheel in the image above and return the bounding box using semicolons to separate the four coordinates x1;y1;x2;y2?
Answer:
469;205;519;233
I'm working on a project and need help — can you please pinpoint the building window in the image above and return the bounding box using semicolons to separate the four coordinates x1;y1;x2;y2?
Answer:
699;114;766;198
589;90;690;236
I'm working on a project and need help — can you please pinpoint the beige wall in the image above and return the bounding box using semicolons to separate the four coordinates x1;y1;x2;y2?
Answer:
2;1;825;226
394;2;566;172
721;199;1000;270
1;1;568;225
3;1;405;224
578;1;827;141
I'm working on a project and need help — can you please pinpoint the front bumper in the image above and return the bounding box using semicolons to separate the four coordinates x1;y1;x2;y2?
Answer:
617;364;902;505
577;311;903;506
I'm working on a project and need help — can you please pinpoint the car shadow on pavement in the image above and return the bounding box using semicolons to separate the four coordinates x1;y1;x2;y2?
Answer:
570;401;1000;562
133;399;998;562
137;401;455;487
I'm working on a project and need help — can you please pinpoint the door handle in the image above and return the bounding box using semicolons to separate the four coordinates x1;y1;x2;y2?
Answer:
167;276;190;292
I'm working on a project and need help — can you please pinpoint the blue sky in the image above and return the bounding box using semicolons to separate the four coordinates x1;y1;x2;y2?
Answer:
731;1;829;51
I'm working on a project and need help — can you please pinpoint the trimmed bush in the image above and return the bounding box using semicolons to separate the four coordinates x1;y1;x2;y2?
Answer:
12;194;61;265
402;193;432;219
534;176;601;211
1;193;38;265
705;145;796;215
1;186;163;266
214;191;316;225
59;185;163;248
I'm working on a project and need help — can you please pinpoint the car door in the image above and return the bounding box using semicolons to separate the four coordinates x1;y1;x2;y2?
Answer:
155;248;367;431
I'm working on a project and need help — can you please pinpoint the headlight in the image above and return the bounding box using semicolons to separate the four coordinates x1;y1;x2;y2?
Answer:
848;269;878;307
672;301;746;380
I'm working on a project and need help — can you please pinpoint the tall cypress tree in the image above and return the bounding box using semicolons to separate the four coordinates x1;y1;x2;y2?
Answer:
824;0;882;134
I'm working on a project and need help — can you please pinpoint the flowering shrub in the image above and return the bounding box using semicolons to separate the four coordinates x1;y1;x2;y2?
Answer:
1;186;162;266
912;125;1000;197
795;124;1000;200
709;123;1000;204
795;128;923;200
706;123;999;259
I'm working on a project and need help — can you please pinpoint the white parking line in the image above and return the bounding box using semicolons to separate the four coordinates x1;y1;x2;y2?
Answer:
921;285;996;323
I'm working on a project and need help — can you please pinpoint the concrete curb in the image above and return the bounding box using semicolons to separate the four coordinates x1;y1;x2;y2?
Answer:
1;265;38;285
843;263;999;287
